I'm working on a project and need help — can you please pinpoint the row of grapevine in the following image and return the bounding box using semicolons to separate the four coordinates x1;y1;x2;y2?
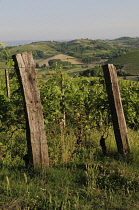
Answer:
1;69;139;164
39;71;139;132
1;70;139;136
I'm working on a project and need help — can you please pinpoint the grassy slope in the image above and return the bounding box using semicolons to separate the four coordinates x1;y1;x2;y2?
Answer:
1;128;139;209
109;49;139;75
8;42;58;58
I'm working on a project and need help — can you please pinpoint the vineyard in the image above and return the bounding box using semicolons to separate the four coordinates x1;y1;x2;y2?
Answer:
1;57;139;208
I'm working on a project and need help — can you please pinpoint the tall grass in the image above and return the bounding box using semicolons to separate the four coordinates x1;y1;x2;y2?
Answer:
1;128;139;209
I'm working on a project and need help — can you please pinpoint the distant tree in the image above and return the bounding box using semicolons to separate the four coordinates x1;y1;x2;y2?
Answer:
58;42;68;54
48;59;61;67
33;50;46;59
36;63;40;68
80;66;102;77
36;50;45;58
81;56;100;64
41;64;47;69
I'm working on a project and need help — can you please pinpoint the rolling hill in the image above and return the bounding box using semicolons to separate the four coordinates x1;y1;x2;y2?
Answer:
1;37;139;76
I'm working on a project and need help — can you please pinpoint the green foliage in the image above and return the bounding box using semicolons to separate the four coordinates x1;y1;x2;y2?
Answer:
40;72;109;136
40;71;139;132
81;55;101;63
48;59;71;68
32;50;49;59
119;80;139;129
94;42;112;50
1;69;139;165
1;60;139;208
80;66;102;77
1;128;139;209
0;43;14;68
0;70;26;166
109;50;139;75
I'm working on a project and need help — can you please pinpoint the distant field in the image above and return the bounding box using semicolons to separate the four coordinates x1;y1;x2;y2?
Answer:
36;53;83;66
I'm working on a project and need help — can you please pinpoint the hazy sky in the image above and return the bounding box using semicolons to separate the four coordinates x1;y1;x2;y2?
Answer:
0;0;139;41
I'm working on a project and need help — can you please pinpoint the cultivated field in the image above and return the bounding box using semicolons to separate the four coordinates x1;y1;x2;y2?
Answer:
36;53;83;66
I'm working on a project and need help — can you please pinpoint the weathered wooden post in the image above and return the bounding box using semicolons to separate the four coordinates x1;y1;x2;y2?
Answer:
5;69;10;98
12;51;49;169
103;64;130;155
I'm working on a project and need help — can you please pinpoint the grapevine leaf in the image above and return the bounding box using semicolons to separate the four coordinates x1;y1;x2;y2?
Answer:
7;59;14;68
0;43;6;48
2;49;10;57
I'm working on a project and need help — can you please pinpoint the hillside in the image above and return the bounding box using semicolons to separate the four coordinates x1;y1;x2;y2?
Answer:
1;37;139;76
109;49;139;75
8;41;59;59
111;36;139;47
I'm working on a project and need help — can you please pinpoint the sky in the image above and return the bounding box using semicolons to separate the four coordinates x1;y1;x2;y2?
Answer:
0;0;139;42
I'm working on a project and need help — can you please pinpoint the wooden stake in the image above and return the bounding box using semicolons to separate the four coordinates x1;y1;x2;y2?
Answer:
0;147;2;162
103;64;130;155
5;69;10;98
12;52;49;169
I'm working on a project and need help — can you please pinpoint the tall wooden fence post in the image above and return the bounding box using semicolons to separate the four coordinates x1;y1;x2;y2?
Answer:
103;64;130;155
12;51;49;169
